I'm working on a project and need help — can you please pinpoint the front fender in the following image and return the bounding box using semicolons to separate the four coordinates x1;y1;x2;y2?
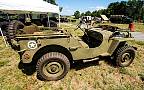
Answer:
107;38;134;55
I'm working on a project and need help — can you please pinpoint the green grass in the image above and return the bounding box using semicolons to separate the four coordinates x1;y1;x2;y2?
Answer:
0;23;144;90
0;60;9;67
98;23;144;32
65;20;144;32
135;41;144;46
119;68;129;75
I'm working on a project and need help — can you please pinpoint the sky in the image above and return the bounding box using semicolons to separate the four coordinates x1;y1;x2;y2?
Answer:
57;0;127;15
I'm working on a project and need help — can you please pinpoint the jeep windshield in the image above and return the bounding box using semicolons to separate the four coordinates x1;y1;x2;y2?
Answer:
0;13;18;22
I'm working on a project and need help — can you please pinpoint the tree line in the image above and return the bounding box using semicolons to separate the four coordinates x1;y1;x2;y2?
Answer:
43;0;63;12
74;0;144;21
43;0;57;5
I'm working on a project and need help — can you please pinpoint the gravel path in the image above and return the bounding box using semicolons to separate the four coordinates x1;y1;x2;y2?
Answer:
131;32;144;41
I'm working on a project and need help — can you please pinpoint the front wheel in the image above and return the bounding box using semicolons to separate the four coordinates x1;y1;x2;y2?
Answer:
115;46;136;67
36;52;70;81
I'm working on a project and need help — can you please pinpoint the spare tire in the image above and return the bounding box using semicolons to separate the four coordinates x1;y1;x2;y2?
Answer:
5;20;24;45
0;21;9;36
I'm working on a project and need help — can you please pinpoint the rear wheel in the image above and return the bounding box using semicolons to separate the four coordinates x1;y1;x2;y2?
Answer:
115;46;136;67
36;52;70;81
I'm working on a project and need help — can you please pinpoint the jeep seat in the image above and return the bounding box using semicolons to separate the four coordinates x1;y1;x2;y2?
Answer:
74;36;89;48
23;24;40;34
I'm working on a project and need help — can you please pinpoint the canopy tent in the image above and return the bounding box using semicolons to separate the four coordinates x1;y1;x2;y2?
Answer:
0;0;61;27
100;15;109;21
0;0;61;47
0;0;60;14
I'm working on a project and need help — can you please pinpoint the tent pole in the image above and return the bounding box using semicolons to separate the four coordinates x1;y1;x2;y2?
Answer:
58;13;60;27
0;28;8;47
47;13;50;28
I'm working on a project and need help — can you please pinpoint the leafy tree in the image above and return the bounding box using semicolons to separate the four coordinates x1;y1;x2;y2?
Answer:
127;0;144;20
74;11;81;19
81;13;85;17
106;0;144;20
91;9;108;17
44;0;63;12
80;0;144;21
91;11;97;17
44;0;57;5
59;7;63;12
85;11;91;16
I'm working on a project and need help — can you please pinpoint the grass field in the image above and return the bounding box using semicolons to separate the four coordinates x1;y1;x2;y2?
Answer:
68;18;144;32
99;23;144;32
0;23;144;90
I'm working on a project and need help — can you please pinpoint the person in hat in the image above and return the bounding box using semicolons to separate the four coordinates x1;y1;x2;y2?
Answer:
25;18;32;26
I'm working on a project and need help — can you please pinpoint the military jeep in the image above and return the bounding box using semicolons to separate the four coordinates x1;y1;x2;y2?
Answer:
3;19;137;81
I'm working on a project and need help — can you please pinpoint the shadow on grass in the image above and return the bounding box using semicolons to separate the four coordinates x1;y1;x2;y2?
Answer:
71;56;118;70
18;61;36;76
103;56;117;68
71;60;100;71
17;57;116;81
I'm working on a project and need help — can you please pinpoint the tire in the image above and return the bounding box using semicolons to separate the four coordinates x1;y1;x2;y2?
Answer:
0;21;9;36
36;52;70;81
6;20;24;39
5;20;24;46
115;45;136;67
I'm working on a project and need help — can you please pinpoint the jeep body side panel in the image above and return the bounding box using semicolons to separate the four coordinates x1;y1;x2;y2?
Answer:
18;36;110;63
18;37;78;63
107;39;121;55
17;30;113;63
17;32;134;63
65;30;113;60
71;40;110;60
107;38;135;55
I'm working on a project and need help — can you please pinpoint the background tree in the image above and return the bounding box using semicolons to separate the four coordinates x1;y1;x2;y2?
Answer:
85;11;91;16
91;11;97;17
74;11;81;19
44;0;63;12
107;0;144;20
81;13;85;17
43;0;57;5
75;0;144;21
107;1;127;15
59;7;63;12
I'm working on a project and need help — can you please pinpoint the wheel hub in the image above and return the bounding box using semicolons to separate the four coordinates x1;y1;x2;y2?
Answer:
44;62;63;75
122;53;131;63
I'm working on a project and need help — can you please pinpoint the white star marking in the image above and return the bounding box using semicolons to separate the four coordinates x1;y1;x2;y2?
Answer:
28;41;37;49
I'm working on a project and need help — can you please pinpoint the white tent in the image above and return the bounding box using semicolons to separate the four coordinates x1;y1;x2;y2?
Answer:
0;0;61;47
0;0;61;27
0;0;60;13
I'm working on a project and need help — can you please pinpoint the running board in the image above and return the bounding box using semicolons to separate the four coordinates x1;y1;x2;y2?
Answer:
83;57;100;63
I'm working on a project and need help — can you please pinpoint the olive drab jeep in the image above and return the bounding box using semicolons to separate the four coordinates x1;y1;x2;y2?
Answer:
3;19;137;81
